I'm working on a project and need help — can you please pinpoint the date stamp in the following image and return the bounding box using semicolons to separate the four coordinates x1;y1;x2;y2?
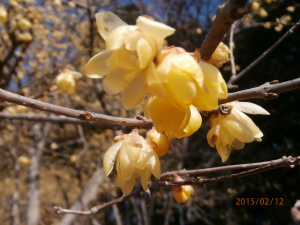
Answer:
235;198;284;206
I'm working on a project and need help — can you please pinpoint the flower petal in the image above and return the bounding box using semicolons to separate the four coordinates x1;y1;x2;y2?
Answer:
122;72;147;109
95;11;127;41
84;50;112;78
234;102;270;115
102;69;130;95
136;16;175;40
103;141;123;176
137;37;155;69
222;114;254;143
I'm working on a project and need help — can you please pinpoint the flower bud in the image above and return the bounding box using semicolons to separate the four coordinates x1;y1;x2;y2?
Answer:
146;128;170;156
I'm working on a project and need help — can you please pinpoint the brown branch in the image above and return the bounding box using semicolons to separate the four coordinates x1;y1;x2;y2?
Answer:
154;156;300;187
200;0;247;60
1;78;300;127
227;20;300;87
0;88;152;129
54;156;300;216
219;78;300;104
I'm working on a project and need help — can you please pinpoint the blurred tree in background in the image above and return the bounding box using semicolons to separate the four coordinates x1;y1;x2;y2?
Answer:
0;0;299;225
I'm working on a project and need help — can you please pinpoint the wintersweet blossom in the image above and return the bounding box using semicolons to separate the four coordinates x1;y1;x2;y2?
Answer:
143;96;202;138
146;128;170;156
171;176;194;203
207;101;270;162
103;129;161;195
55;69;82;94
85;11;175;109
150;47;228;111
208;42;230;68
0;7;7;24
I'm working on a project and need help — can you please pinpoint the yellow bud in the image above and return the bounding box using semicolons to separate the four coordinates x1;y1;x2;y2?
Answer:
0;7;8;23
55;70;77;94
70;154;77;163
172;185;194;203
274;24;283;32
18;18;32;30
196;28;202;34
171;175;194;203
10;0;19;8
54;0;62;7
263;22;272;29
208;42;230;68
286;6;295;13
18;156;31;166
50;142;58;150
258;8;268;18
146;128;170;156
251;2;260;10
68;1;76;8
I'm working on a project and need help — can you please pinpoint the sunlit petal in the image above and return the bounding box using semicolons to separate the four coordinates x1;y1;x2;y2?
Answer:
84;50;112;78
102;69;130;95
95;11;127;41
136;16;175;40
103;141;123;176
235;102;270;115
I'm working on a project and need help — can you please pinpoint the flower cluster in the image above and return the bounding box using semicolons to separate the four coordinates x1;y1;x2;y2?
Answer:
207;101;270;162
85;11;228;138
103;129;168;195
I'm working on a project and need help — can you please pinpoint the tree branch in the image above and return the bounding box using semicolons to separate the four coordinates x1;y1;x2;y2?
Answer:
0;88;152;129
219;78;300;104
54;156;300;216
200;0;247;60
227;20;300;87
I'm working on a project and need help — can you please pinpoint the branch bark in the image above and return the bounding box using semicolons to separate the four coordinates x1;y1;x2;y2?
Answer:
200;0;247;60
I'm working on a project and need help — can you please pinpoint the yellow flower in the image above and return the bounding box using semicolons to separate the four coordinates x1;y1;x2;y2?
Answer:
0;7;7;24
171;176;194;203
208;42;230;68
85;11;175;109
103;129;161;195
18;18;32;30
18;156;31;166
143;96;202;138
151;47;228;111
146;128;170;156
55;69;82;94
207;101;270;162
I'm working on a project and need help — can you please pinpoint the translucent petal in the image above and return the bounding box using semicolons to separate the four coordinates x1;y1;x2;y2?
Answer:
136;16;175;40
103;141;123;176
106;25;136;50
84;50;112;78
145;147;161;179
122;72;147;109
234;102;270;115
120;177;136;196
168;69;197;105
139;169;151;191
222;114;254;143
215;139;231;163
146;63;168;98
95;11;127;41
102;69;130;95
113;47;139;70
232;109;263;138
137;37;154;69
219;126;234;146
207;123;220;147
118;146;135;181
232;139;245;150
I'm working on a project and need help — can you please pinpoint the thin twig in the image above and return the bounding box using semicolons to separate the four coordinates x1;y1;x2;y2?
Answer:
229;21;237;83
154;156;300;187
227;20;300;87
219;78;300;104
54;156;300;216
